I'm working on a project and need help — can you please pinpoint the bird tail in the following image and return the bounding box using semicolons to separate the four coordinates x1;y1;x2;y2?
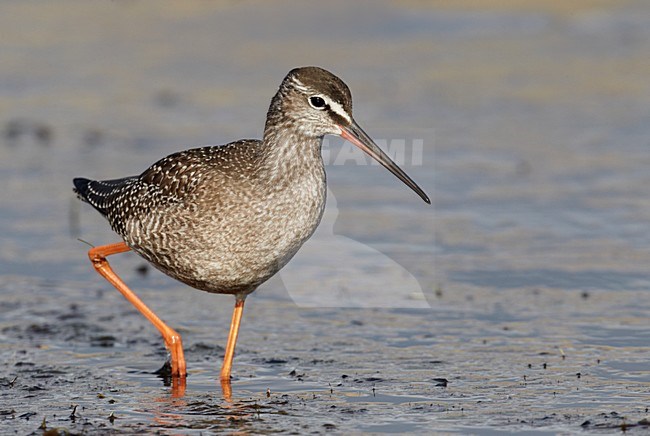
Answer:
72;176;138;216
73;177;92;203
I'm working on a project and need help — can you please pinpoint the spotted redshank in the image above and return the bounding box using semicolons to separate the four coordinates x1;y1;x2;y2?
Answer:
73;66;429;384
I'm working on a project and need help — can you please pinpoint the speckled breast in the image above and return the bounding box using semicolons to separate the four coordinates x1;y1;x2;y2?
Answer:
124;161;327;296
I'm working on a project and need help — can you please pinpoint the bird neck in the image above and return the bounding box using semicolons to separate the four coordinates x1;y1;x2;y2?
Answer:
259;125;324;183
260;93;325;183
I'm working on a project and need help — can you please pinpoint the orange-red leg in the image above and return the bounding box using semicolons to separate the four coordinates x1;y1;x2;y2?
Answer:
88;242;187;378
220;298;245;382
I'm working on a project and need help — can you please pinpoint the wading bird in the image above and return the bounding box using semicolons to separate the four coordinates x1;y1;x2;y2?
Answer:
73;66;429;389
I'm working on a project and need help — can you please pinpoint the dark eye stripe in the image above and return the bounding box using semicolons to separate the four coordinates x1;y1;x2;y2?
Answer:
326;107;348;126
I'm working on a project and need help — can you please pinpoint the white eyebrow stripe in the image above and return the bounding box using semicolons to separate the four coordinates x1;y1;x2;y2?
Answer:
323;96;352;123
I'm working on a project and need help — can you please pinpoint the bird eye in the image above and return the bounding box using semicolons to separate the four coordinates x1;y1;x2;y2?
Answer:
309;96;326;109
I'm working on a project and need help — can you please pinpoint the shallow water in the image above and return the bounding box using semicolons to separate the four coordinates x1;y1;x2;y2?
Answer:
1;0;650;434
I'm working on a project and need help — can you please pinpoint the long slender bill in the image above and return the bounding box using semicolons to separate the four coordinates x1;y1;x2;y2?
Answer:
339;120;430;204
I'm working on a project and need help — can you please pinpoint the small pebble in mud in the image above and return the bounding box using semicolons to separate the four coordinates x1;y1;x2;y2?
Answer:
135;264;149;276
433;378;448;387
91;335;116;347
581;291;590;299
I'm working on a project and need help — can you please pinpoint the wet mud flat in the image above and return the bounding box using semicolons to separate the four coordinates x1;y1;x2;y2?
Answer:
1;274;649;434
2;0;650;434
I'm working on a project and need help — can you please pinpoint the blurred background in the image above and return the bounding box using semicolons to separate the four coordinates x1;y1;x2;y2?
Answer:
1;1;649;433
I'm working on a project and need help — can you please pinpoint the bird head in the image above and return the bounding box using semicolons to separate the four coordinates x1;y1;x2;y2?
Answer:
271;66;430;204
